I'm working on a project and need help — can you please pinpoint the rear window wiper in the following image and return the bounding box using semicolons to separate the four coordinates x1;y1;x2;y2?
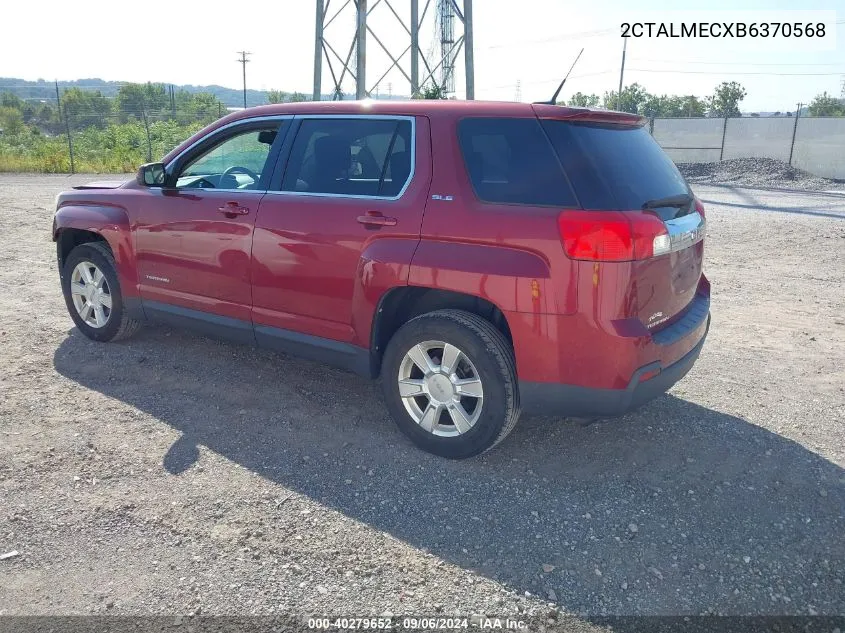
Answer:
641;193;692;210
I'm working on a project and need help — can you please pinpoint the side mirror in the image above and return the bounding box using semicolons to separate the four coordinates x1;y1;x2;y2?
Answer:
258;130;277;145
137;162;166;187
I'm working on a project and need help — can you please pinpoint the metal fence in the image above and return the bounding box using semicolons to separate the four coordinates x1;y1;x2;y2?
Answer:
62;112;216;173
0;109;218;174
652;116;845;180
3;103;845;180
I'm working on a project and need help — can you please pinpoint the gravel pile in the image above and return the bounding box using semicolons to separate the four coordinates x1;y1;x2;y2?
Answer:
678;157;844;191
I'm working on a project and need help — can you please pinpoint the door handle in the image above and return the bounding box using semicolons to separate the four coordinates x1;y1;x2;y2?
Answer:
218;202;250;216
356;211;397;227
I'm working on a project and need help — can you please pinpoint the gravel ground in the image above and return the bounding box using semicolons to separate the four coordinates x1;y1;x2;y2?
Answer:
678;158;845;191
0;174;844;622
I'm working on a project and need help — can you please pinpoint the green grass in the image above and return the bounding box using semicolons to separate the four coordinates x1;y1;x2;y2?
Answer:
0;118;211;173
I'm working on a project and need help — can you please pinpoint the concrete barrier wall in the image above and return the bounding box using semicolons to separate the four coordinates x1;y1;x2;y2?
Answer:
651;116;845;180
791;118;845;180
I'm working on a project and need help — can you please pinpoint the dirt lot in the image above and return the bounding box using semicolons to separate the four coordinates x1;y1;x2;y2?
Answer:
1;175;843;621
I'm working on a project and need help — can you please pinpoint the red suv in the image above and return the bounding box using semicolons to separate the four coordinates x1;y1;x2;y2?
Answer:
53;100;709;458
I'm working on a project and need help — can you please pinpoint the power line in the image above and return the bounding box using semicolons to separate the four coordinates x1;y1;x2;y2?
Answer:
484;27;616;49
628;58;845;67
628;68;843;76
480;70;615;92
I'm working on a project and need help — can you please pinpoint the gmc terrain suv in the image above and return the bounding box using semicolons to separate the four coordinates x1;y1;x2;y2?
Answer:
53;100;710;458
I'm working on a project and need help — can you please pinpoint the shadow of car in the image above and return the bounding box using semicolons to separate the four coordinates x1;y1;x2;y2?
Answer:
53;326;845;616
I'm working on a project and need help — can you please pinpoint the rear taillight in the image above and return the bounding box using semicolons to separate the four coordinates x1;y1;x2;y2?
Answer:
558;210;669;262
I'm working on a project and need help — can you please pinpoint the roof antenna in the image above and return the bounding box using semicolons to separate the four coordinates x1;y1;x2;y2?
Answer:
538;48;584;106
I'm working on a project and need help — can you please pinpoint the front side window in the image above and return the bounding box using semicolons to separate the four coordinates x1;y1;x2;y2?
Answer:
175;124;282;190
457;117;577;207
281;118;413;197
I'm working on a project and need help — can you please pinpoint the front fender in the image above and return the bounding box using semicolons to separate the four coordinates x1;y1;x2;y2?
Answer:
53;203;139;298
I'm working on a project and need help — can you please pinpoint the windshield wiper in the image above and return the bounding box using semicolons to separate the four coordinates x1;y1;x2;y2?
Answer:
641;193;692;210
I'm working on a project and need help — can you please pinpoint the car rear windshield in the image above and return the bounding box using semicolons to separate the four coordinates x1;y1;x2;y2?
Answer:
540;120;690;210
457;118;577;207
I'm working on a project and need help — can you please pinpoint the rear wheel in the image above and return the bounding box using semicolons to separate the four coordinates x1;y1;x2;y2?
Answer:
61;242;141;342
381;309;520;458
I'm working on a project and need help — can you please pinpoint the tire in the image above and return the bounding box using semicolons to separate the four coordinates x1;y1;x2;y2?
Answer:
61;241;141;342
380;309;520;458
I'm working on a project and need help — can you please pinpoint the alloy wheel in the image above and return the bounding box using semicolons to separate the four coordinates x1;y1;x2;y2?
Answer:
397;340;484;437
69;261;112;328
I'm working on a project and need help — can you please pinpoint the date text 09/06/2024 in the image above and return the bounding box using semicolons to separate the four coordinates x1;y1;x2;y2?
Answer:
621;22;827;38
307;617;527;630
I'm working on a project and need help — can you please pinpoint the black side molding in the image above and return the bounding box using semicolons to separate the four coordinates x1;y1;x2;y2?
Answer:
141;300;371;377
255;325;371;377
143;301;256;345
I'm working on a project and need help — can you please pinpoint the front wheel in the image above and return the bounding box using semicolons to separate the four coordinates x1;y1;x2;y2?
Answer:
61;241;141;342
380;309;520;458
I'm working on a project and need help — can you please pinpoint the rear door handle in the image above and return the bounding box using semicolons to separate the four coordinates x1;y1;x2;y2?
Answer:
218;202;250;216
356;212;397;227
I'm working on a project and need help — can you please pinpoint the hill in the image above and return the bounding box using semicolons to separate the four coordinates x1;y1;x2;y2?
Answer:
0;77;343;108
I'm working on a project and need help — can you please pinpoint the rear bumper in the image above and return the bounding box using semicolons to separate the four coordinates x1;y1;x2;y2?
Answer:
519;313;710;418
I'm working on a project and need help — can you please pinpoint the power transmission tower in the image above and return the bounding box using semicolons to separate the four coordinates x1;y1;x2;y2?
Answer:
438;0;456;96
313;0;475;101
514;80;521;102
840;75;845;99
237;51;251;108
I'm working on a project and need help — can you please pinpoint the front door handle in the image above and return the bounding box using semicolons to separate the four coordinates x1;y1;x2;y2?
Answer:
356;211;397;227
218;202;250;216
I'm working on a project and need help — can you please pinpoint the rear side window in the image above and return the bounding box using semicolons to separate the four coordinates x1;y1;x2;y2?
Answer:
281;117;413;197
541;120;689;210
457;118;577;207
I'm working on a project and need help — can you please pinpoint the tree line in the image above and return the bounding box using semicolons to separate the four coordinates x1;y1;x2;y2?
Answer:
563;81;845;118
0;83;228;137
0;82;320;137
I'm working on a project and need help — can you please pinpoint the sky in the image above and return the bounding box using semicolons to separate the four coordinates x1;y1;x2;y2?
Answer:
1;0;843;112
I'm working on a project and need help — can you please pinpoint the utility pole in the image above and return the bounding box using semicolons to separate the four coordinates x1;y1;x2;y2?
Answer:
237;51;251;108
55;80;75;174
616;37;627;110
788;102;803;166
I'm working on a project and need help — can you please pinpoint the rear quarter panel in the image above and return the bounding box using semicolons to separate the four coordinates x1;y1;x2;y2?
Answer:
411;111;578;380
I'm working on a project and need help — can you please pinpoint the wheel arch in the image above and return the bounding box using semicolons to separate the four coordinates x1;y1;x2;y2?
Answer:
53;204;138;299
369;286;513;378
55;228;108;271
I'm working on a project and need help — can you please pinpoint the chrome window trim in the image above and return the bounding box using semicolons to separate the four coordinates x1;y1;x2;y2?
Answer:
266;114;417;202
166;115;293;192
170;188;268;195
